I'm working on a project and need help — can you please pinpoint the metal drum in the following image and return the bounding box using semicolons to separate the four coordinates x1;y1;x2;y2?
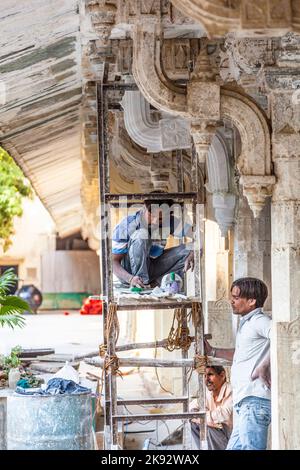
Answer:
7;394;93;450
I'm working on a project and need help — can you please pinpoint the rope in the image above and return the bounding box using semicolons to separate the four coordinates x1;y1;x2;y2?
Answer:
194;354;208;375
99;344;107;357
165;308;192;352
96;302;122;413
191;302;201;328
106;302;120;345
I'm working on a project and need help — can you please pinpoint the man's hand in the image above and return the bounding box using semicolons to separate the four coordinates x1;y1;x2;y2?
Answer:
184;251;194;272
251;363;271;389
129;276;146;288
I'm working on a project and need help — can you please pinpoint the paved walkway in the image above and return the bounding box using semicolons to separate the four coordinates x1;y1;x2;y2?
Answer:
0;310;102;357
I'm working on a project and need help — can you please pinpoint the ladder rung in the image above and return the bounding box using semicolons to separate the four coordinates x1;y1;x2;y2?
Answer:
113;412;206;422
86;356;231;368
105;192;197;201
117;397;189;405
86;357;194;368
115;299;199;311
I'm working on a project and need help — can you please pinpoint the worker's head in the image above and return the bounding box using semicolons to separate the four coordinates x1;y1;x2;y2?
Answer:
205;366;226;393
143;198;174;226
230;277;268;316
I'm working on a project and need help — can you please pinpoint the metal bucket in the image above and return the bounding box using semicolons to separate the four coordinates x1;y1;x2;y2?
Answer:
7;393;94;450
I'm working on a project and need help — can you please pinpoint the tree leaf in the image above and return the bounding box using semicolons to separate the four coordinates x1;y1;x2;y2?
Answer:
0;295;31;311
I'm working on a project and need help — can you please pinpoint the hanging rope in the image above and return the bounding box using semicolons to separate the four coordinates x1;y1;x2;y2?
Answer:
165;307;192;352
194;354;207;375
191;301;201;328
96;302;122;413
106;302;120;345
99;344;107;358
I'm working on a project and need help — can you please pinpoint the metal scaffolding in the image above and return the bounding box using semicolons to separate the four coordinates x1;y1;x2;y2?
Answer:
96;77;208;450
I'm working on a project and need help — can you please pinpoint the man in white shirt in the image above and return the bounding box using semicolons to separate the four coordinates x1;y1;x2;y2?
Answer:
190;365;233;450
205;277;271;450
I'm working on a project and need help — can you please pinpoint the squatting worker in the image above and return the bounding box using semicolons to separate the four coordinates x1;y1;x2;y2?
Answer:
112;197;194;288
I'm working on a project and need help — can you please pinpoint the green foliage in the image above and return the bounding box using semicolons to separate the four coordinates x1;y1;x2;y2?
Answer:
0;146;32;251
0;345;22;370
0;269;29;329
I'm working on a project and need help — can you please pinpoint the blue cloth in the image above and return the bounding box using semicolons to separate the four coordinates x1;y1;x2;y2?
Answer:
112;209;192;257
15;378;91;396
226;396;271;450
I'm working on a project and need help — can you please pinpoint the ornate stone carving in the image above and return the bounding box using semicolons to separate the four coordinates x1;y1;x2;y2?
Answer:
206;134;237;235
221;90;272;175
159;118;191;151
275;316;300;448
130;17;274;217
121;86;191;151
212;193;237;236
278;32;300;66
239;175;276;217
132;23;188;116
221;90;274;216
271;91;300;134
219;34;276;83
208;299;235;349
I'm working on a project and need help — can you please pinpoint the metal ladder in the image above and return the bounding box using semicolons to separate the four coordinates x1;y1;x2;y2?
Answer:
96;77;208;449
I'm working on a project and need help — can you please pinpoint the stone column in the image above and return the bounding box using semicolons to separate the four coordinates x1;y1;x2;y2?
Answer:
270;90;300;449
234;195;272;312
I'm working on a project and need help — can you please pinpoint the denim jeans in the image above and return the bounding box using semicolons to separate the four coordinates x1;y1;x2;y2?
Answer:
121;228;192;285
226;396;271;450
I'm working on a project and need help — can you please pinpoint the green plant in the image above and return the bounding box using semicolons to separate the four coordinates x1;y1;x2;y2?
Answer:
1;346;22;370
0;146;33;251
0;269;29;329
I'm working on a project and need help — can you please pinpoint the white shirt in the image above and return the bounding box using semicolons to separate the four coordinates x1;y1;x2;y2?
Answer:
190;382;233;430
231;308;271;405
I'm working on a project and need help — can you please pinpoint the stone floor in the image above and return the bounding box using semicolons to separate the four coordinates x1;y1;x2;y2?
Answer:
0;310;196;450
0;310;102;357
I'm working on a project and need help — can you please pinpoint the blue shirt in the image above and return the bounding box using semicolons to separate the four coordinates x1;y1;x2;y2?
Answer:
112;209;192;258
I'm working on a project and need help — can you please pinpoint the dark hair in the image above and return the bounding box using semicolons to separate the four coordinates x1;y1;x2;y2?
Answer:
144;199;174;212
206;365;225;375
231;277;268;308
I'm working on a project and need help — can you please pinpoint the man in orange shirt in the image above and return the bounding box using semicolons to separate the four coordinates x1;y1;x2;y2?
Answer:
190;365;233;450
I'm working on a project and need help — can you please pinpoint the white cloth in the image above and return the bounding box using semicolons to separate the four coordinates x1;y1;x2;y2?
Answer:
231;308;271;405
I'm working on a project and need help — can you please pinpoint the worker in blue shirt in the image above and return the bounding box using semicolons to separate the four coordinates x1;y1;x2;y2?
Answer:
112;197;194;288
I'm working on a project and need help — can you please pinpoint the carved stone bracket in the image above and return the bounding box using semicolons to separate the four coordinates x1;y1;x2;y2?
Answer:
121;86;191;152
132;22;188;116
239;175;276;217
206;134;237;235
212;193;237;236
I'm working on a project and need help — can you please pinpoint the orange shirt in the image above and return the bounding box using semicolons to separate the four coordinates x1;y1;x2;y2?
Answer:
190;382;233;430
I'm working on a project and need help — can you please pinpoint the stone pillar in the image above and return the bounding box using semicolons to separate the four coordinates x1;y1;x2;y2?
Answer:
270;90;300;449
234;195;272;312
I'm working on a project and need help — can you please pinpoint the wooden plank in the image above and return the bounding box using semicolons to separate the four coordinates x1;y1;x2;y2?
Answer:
86;356;231;368
86;357;194;368
29;362;79;374
115;298;199;311
19;348;55;358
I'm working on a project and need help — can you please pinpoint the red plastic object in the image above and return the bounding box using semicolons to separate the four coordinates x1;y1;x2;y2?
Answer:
80;296;103;315
64;311;70;316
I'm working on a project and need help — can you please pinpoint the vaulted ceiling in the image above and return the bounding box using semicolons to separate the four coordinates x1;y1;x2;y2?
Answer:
0;0;82;236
